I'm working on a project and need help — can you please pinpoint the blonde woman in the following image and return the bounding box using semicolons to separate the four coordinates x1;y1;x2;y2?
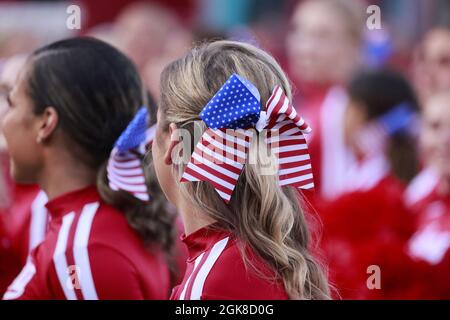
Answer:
152;40;330;300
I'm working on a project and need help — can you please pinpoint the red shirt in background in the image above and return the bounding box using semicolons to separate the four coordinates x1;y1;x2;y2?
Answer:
318;174;425;299
292;83;352;201
407;186;450;299
78;0;196;31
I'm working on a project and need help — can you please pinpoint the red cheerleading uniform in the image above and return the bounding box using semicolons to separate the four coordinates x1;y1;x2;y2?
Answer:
407;186;450;299
170;225;288;300
294;85;352;200
318;172;424;299
3;185;170;300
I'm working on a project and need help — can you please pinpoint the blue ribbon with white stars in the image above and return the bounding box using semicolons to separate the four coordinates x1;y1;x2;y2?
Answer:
199;74;263;130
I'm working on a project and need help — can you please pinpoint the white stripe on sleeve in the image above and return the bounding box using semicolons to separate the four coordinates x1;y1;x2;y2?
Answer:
73;202;100;300
53;212;77;300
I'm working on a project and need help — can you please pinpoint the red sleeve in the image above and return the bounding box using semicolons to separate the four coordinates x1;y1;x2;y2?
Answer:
201;246;288;300
6;244;147;300
4;249;49;300
84;244;145;300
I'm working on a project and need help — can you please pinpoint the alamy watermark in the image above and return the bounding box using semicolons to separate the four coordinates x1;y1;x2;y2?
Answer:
367;5;382;30
66;264;81;290
66;4;81;30
366;264;382;290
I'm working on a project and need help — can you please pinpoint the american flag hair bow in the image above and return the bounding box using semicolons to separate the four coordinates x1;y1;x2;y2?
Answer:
180;74;314;203
356;102;417;158
107;107;155;201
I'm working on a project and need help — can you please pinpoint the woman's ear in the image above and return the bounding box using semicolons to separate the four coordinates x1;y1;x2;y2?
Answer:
36;106;59;143
164;122;181;165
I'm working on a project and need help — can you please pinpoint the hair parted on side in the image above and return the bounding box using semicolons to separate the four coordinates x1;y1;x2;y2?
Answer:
158;40;330;299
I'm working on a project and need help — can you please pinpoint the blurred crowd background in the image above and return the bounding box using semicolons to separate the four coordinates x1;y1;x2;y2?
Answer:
0;0;449;299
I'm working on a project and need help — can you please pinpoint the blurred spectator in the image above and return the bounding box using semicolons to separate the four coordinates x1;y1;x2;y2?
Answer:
286;0;365;200
413;25;450;105
318;70;422;299
114;2;180;71
406;26;450;207
407;91;450;299
112;2;192;96
78;0;196;30
287;0;364;88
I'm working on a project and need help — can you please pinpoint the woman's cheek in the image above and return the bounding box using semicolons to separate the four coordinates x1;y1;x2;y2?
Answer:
1;111;15;148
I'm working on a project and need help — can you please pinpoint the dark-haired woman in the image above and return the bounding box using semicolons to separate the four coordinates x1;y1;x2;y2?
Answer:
1;37;175;300
318;70;423;299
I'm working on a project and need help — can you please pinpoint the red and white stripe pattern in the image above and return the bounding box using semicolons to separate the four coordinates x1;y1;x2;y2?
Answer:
179;236;229;300
4;202;101;300
181;85;314;202
107;125;155;201
53;202;100;300
180;128;254;203
29;190;49;252
265;86;314;190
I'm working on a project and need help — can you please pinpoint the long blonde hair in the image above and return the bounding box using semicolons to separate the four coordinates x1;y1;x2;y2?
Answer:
158;40;330;299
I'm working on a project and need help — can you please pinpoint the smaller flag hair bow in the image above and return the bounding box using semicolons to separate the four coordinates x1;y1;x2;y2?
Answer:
107;107;156;201
180;74;314;203
356;102;417;157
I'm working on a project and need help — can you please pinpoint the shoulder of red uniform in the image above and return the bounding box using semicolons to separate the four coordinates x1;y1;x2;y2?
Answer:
201;237;288;300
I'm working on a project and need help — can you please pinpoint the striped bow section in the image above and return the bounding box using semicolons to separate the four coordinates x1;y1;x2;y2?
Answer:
265;86;314;190
107;107;155;202
108;149;149;201
180;128;254;203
